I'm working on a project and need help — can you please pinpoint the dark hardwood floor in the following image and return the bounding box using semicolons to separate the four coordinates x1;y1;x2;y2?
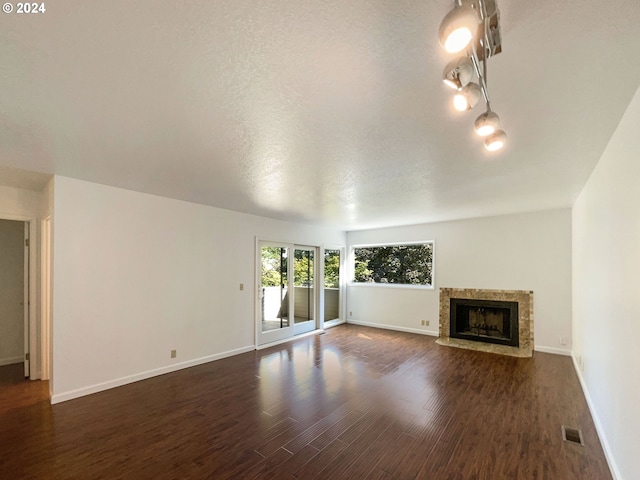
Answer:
0;324;612;479
0;362;27;387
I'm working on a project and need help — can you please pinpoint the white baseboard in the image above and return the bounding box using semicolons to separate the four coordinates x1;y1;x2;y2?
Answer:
323;319;346;329
256;329;324;350
0;356;24;367
534;345;572;356
347;319;438;337
571;354;622;480
346;321;574;357
51;345;255;404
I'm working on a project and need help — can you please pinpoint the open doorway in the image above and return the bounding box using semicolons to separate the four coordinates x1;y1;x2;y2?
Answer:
0;219;29;386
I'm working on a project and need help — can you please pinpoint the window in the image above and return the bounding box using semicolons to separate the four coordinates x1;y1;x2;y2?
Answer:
353;242;433;287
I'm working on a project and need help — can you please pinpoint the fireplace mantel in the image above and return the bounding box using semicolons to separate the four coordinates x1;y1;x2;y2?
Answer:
437;288;534;357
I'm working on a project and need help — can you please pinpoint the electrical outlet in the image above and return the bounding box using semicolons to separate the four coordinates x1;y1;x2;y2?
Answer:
171;349;177;359
425;320;430;326
239;283;244;291
421;320;425;326
349;311;352;317
560;336;567;346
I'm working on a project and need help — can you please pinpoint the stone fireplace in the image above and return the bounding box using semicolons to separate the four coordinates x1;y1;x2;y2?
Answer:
438;288;534;357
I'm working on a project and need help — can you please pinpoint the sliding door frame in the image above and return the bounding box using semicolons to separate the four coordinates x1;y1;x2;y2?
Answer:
256;240;294;346
291;245;317;337
255;239;322;347
321;245;345;328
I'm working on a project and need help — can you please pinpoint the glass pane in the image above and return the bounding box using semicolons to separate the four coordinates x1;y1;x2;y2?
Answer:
353;243;433;286
294;248;314;324
324;249;340;321
261;246;289;332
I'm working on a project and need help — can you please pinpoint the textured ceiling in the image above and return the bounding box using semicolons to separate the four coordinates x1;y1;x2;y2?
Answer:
1;0;639;229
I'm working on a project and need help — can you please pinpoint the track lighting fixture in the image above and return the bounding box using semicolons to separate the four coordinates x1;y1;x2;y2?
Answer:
438;0;507;152
442;57;474;90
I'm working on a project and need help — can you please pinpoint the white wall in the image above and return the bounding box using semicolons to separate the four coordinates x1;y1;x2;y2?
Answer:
347;209;572;353
51;176;345;402
572;86;640;480
0;219;25;366
0;185;42;218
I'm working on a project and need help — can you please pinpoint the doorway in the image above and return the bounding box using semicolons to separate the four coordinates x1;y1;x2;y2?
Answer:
257;242;319;346
0;219;29;385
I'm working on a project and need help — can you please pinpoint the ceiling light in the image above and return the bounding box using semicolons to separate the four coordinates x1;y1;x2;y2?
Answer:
442;57;474;90
453;83;481;111
438;5;479;53
474;111;500;136
438;1;507;153
484;130;507;151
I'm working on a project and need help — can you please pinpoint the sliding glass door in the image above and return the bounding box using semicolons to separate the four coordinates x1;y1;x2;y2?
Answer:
293;247;315;336
258;242;318;345
260;244;291;341
323;248;341;323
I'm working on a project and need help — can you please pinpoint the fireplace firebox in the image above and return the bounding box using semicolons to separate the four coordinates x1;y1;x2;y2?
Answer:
450;298;519;347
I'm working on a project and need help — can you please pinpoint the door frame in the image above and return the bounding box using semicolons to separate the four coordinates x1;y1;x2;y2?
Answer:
256;240;294;346
23;221;30;376
0;214;37;379
40;215;52;382
255;239;321;347
291;245;318;337
321;245;345;328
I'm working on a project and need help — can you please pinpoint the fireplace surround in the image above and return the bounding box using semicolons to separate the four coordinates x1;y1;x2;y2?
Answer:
437;288;534;357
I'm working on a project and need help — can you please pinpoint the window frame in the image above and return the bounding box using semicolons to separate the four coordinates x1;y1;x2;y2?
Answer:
349;240;435;290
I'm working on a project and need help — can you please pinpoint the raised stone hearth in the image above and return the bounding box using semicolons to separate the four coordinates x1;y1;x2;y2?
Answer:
437;288;534;357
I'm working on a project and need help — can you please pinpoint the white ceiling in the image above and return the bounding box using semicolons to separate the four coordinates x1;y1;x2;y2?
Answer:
1;0;639;230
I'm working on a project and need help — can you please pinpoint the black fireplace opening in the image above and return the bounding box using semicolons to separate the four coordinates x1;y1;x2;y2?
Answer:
450;298;519;347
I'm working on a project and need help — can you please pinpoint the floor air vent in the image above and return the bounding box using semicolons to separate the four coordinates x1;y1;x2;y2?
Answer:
562;426;584;446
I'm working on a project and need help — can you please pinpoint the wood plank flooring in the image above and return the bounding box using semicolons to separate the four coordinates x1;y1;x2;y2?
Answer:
0;324;612;479
0;362;26;387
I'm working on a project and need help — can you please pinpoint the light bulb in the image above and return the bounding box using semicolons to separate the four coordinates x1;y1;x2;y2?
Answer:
452;83;481;111
476;124;495;136
474;112;501;137
439;6;479;54
453;94;469;111
444;28;473;53
484;130;507;151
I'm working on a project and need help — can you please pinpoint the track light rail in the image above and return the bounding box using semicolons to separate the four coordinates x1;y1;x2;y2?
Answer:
438;0;506;151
